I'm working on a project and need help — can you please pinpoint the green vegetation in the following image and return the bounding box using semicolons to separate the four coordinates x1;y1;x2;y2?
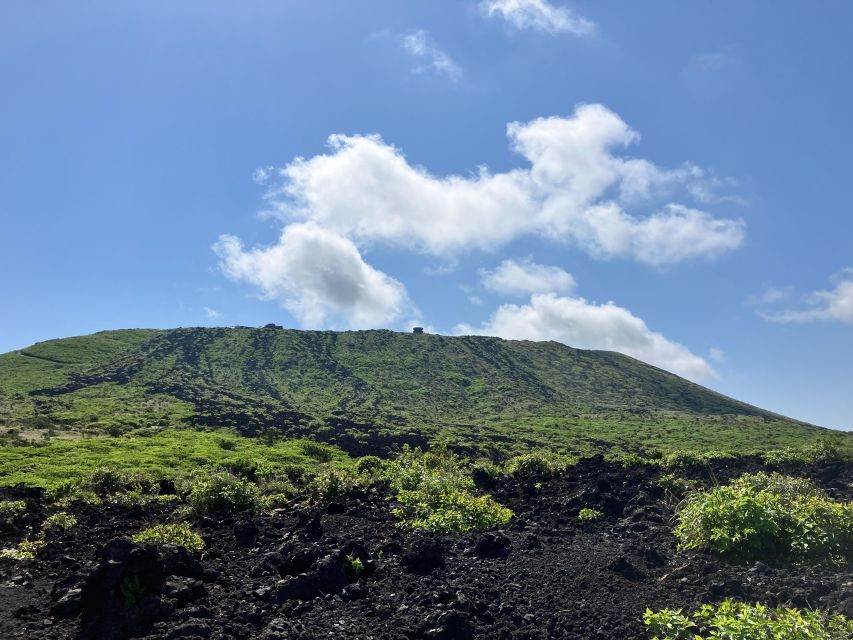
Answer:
188;473;261;515
132;522;205;554
504;450;577;477
656;473;697;502
2;327;847;456
645;600;853;640
344;553;365;578
0;535;47;561
42;512;77;532
675;472;852;562
763;439;846;466
578;507;603;521
0;427;349;492
0;500;26;517
388;447;513;533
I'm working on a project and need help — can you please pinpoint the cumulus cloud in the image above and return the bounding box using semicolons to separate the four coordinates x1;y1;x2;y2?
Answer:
758;269;853;325
401;29;462;81
213;222;410;329
456;293;715;381
480;0;595;36
264;103;744;265
481;258;575;295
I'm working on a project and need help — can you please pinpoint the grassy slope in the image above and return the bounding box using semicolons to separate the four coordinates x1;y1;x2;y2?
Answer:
0;327;847;455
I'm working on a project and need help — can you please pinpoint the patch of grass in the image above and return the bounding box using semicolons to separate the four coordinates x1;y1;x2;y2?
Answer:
578;507;603;521
388;447;512;534
644;600;853;639
504;451;577;477
188;472;260;515
0;500;26;517
675;472;852;562
132;522;205;554
0;427;349;492
656;474;697;502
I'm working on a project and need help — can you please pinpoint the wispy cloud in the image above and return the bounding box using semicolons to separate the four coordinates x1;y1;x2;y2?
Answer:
480;0;595;36
203;306;222;319
757;269;853;325
401;29;462;81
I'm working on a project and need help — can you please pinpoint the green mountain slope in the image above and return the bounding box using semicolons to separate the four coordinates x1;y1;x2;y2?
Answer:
0;327;845;454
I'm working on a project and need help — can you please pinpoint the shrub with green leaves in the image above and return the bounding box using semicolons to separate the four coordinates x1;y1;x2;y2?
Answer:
42;512;77;532
388;447;512;534
307;468;359;503
763;439;845;466
0;535;47;561
504;450;577;477
0;500;26;518
578;507;603;521
188;473;260;515
644;600;853;640
675;472;852;562
132;522;205;554
656;474;697;501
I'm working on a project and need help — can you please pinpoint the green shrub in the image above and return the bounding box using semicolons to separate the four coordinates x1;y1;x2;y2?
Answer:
656;474;697;501
307;468;358;503
0;500;26;518
675;472;852;562
0;535;46;561
644;600;853;640
763;439;844;466
86;466;157;496
42;512;77;532
188;473;260;515
388;447;512;533
355;455;385;475
578;507;603;521
132;522;205;554
300;441;335;463
504;451;577;477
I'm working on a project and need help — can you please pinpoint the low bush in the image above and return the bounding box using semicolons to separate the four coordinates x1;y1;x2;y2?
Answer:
388;447;512;534
42;512;77;532
188;473;260;515
675;472;852;562
300;441;335;463
578;507;603;521
0;500;26;518
645;600;853;640
763;439;845;466
0;536;46;561
307;468;359;503
656;474;697;501
132;522;205;554
504;451;577;477
355;455;385;476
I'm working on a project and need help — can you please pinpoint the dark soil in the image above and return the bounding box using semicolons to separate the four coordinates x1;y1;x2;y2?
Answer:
1;457;850;640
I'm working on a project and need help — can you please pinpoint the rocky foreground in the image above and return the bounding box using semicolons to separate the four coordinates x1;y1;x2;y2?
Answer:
1;456;850;640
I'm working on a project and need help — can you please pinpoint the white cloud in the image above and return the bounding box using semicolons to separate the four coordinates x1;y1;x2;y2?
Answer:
480;0;595;36
709;347;726;363
481;258;575;295
213;222;410;329
265;103;744;265
203;306;222;319
401;29;462;81
456;293;715;381
758;269;853;325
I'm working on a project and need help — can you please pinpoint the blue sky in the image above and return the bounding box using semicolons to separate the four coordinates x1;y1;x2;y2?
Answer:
1;1;851;429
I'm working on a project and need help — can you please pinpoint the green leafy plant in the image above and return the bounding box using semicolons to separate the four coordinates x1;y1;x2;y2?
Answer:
578;507;603;521
307;468;359;503
644;600;853;640
763;439;845;466
120;575;144;608
0;500;26;517
0;535;47;561
188;472;260;515
675;472;852;562
388;447;512;533
42;512;78;532
132;522;205;554
504;451;577;477
656;473;697;502
344;553;364;577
